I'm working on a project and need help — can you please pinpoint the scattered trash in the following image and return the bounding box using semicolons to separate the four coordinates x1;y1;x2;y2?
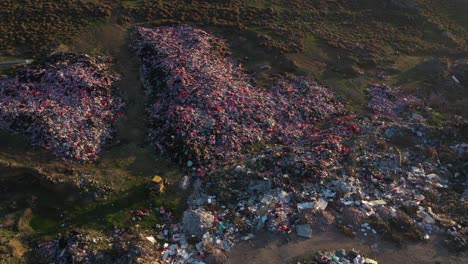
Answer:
130;25;467;260
19;23;466;263
367;200;386;207
314;198;328;210
297;202;314;210
146;236;156;244
450;143;468;155
451;75;460;84
0;59;34;67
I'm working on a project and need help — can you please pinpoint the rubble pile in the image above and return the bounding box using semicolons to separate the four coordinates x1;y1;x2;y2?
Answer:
134;25;357;178
36;231;101;263
130;25;467;261
35;230;161;264
0;53;124;161
294;249;378;264
336;89;467;244
367;85;419;117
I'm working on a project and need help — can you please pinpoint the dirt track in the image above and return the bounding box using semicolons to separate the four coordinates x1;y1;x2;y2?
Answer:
228;230;467;264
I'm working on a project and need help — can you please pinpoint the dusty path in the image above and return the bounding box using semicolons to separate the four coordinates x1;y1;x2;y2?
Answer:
228;230;467;264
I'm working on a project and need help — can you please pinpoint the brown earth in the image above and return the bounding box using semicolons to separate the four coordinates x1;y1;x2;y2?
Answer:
228;230;468;264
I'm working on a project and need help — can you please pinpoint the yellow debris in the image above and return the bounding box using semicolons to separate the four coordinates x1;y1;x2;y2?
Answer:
152;175;163;183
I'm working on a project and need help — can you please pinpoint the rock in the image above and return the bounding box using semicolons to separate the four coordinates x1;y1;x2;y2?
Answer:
296;224;312;238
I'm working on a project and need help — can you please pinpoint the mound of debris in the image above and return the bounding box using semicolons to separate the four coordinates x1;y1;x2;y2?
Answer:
0;53;124;162
294;248;378;264
132;25;467;261
134;25;357;179
35;230;160;264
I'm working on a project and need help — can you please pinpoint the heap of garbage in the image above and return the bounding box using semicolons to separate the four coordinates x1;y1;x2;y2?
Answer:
130;25;467;262
0;53;124;162
134;25;357;179
34;26;465;263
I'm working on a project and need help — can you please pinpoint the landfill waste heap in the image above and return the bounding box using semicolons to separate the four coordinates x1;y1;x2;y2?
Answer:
134;25;359;180
29;25;467;263
131;25;467;262
0;53;124;162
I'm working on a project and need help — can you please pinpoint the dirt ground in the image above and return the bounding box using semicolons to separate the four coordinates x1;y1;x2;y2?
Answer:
228;230;467;264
